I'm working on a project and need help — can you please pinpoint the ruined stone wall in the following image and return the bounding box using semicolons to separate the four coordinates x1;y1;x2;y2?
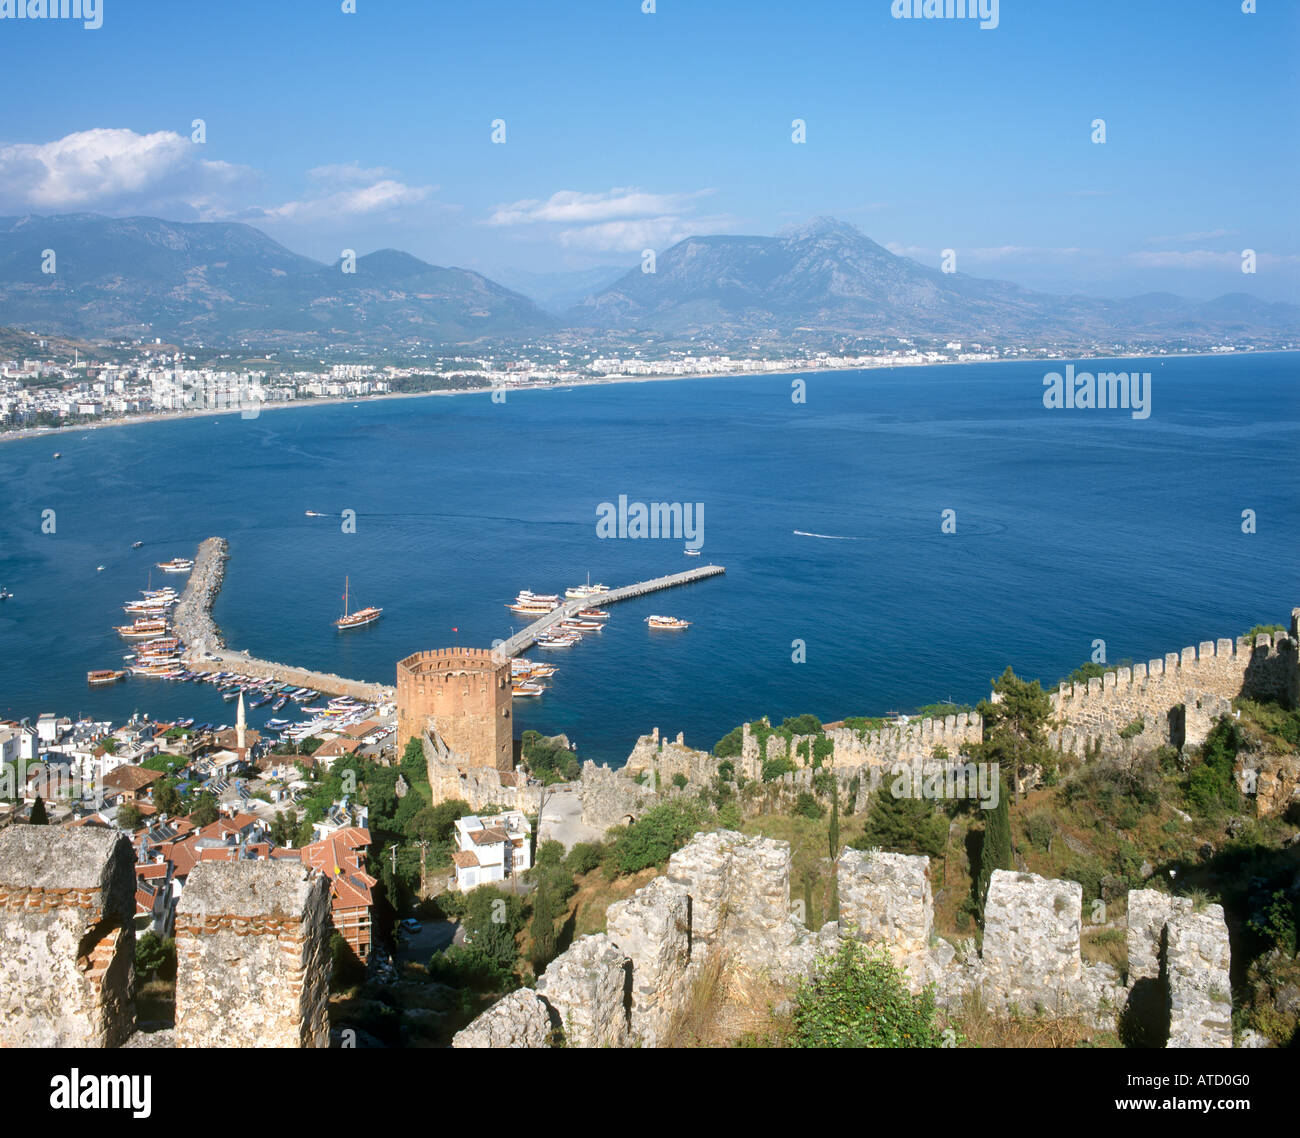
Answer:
578;759;657;830
398;648;513;771
455;834;1247;1049
423;729;543;814
535;934;630;1048
0;828;136;1048
174;861;331;1048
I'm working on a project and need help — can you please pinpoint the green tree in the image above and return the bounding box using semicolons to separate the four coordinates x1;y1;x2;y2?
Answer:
461;887;526;974
791;940;941;1048
855;786;947;859
827;779;840;860
116;803;143;831
974;667;1054;783
330;933;367;990
528;878;561;972
563;842;603;877
188;793;219;827
1186;716;1242;817
134;931;175;980
534;839;565;870
712;726;744;758
794;792;825;820
976;767;1013;911
154;778;181;815
611;799;710;875
28;797;48;825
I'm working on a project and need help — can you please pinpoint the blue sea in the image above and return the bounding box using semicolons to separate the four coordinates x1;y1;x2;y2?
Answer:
1;353;1297;765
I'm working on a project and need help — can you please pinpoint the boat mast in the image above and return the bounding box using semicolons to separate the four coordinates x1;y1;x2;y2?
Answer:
342;576;350;619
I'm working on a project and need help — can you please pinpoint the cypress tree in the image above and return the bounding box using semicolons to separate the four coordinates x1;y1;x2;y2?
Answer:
976;766;1013;913
28;797;48;825
529;877;559;973
827;779;840;861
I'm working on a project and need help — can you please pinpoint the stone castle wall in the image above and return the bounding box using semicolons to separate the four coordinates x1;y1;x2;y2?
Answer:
0;828;137;1048
454;831;1240;1049
397;648;513;772
0;831;333;1049
422;728;543;814
174;861;332;1048
1049;613;1299;757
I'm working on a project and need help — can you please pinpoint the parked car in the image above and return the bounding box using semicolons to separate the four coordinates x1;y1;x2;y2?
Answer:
401;918;423;933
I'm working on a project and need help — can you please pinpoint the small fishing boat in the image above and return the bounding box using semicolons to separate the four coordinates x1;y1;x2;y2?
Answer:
131;541;143;549
684;548;702;556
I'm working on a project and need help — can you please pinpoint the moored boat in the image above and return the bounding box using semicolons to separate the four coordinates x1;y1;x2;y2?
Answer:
87;669;126;686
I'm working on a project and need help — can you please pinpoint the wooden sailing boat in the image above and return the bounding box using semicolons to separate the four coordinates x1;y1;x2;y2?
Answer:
335;575;383;630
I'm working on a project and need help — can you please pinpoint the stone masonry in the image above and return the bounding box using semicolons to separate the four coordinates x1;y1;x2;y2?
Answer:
1166;906;1234;1048
605;875;692;1047
451;988;553;1048
454;835;1244;1048
534;933;630;1048
0;827;136;1048
174;860;332;1048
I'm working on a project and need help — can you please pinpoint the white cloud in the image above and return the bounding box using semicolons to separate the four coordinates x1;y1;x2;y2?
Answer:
248;178;442;225
306;162;402;186
487;187;714;228
555;213;735;253
1142;229;1237;245
1128;249;1298;270
484;186;727;253
0;128;257;217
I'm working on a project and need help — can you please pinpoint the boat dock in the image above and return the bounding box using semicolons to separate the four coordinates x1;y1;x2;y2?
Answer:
494;564;726;659
185;651;394;703
176;535;394;701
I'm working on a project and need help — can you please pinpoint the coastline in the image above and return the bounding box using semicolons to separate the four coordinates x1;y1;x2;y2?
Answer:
1;346;1291;447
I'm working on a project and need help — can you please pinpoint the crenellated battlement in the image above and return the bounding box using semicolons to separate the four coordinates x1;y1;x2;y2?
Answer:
1048;609;1299;756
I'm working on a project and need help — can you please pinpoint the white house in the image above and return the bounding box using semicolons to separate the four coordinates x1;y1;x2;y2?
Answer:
452;811;533;892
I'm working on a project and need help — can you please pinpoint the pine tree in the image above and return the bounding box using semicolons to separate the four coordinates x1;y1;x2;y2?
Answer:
976;766;1013;914
28;797;48;825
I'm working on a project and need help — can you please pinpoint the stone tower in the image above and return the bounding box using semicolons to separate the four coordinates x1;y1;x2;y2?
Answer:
396;648;513;771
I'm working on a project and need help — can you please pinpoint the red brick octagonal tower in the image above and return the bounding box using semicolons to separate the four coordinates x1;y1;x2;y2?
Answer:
396;648;513;771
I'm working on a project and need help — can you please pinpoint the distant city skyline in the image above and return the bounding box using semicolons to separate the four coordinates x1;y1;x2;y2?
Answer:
0;0;1296;301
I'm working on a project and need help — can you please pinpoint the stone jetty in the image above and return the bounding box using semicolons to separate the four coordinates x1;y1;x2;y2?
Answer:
175;535;393;701
174;536;227;653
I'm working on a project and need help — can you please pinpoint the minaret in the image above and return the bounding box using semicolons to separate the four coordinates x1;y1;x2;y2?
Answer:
236;692;247;753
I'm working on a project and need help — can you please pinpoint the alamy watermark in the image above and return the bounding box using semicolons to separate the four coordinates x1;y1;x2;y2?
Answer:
0;0;103;29
596;495;704;550
891;0;999;31
1042;364;1151;420
860;759;1001;810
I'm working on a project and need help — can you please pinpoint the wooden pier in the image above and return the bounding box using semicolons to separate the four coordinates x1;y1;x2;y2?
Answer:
494;564;725;659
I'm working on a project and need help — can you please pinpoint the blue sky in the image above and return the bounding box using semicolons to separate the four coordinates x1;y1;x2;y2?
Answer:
0;0;1296;300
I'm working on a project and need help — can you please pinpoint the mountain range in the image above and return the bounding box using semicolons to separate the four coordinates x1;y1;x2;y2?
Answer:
0;213;1294;352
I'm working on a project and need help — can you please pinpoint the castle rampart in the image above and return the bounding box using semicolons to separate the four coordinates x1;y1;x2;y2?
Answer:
0;832;333;1049
454;833;1243;1049
174;861;332;1048
0;828;137;1048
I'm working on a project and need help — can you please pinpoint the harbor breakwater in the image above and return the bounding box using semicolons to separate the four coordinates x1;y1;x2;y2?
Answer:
176;535;393;702
173;536;227;653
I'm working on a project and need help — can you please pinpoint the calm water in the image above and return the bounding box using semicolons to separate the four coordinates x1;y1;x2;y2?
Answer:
1;353;1297;764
